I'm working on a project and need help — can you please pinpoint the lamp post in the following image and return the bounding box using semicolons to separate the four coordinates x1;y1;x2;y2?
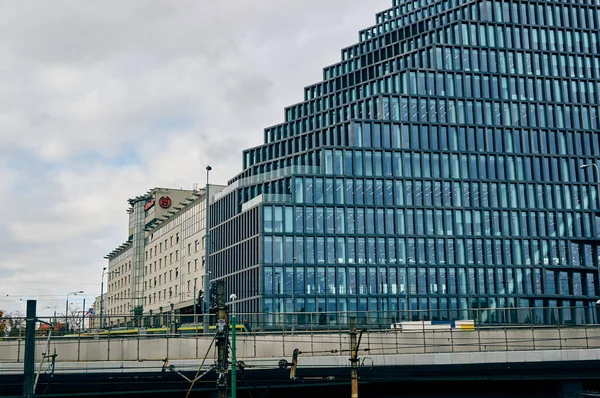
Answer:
581;163;600;209
193;279;197;325
81;298;86;331
275;272;281;294
100;269;119;329
100;267;107;329
292;258;297;332
229;293;237;398
203;165;212;334
275;272;282;328
65;291;83;334
581;163;600;315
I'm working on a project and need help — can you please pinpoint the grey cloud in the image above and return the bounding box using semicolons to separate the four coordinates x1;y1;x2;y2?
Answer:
0;0;391;313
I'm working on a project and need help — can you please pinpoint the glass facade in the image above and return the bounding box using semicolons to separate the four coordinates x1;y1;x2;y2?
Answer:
211;0;600;325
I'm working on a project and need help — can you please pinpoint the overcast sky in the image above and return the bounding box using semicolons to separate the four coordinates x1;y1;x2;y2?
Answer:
0;0;393;316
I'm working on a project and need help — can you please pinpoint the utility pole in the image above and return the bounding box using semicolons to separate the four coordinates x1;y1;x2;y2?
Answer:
213;280;229;398
349;317;364;398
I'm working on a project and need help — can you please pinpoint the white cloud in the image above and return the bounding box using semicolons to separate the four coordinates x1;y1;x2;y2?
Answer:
0;0;392;314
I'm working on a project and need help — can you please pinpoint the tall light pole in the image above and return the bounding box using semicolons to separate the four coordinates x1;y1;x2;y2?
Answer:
46;306;59;324
229;293;237;398
193;279;197;325
100;269;119;329
81;298;86;331
275;272;281;328
581;163;600;209
65;290;83;334
292;258;297;332
581;163;600;309
100;267;107;329
203;165;212;334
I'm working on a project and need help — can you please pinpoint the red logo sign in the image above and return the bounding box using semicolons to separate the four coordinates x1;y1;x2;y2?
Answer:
159;196;172;209
143;199;155;212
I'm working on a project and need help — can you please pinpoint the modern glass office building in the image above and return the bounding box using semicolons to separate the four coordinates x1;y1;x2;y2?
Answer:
210;0;600;326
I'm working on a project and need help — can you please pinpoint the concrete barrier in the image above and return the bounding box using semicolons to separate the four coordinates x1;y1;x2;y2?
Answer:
2;327;600;364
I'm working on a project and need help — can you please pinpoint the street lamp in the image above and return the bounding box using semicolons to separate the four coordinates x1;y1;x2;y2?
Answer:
100;267;107;330
581;163;600;313
580;163;600;209
292;257;297;332
229;293;238;398
46;306;59;324
275;272;281;294
203;165;212;334
100;269;119;329
65;290;84;334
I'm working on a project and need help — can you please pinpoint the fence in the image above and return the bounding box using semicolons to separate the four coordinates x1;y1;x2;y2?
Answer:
134;305;597;331
1;305;599;340
3;321;600;364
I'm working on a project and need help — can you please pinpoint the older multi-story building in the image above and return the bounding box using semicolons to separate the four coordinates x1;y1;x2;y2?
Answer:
103;246;133;327
143;184;225;322
103;187;201;327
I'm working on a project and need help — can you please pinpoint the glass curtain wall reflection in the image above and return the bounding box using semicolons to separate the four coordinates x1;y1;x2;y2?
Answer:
210;0;600;327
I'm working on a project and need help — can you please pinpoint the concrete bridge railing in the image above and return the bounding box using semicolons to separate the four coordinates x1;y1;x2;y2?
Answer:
2;325;600;363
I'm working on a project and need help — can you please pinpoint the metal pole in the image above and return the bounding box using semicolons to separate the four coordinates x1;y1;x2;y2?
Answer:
292;258;296;333
66;291;83;334
349;317;359;398
596;167;600;300
65;296;69;334
82;298;86;331
100;267;106;329
230;294;237;398
203;165;212;334
23;300;36;398
584;163;600;208
193;280;197;325
580;163;600;297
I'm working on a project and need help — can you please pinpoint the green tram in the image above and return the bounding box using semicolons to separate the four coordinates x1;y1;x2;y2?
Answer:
64;323;249;338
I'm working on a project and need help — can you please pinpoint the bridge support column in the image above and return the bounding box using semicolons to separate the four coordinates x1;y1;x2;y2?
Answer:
559;381;582;398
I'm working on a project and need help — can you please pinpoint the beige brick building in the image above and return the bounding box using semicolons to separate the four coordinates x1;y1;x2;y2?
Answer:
103;186;224;328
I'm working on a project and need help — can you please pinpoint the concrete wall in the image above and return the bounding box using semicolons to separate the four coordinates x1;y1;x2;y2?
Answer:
2;327;600;363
